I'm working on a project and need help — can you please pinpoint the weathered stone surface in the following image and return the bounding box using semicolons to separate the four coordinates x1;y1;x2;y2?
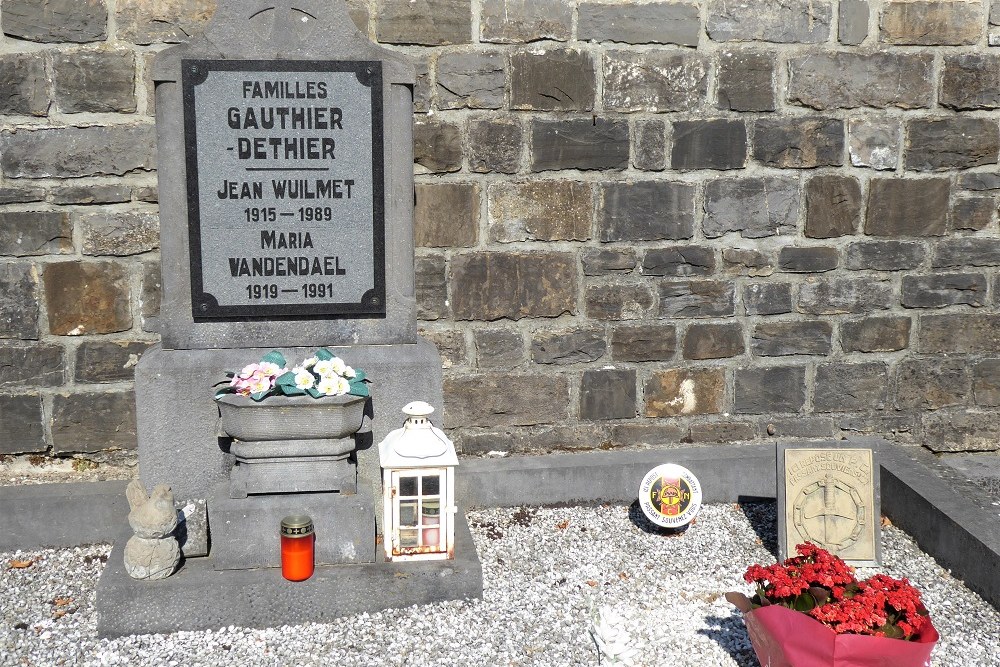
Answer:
716;49;776;112
585;284;655;320
436;51;505;109
688;420;756;443
919;313;1000;353
950;196;996;231
658;280;735;318
479;0;572;43
582;248;636;276
75;341;152;384
0;211;72;256
0;187;45;205
993;0;1000;24
841;316;911;353
642;246;715;277
415;254;448;320
53;50;135;113
958;172;1000;191
415;182;479;247
865;178;949;236
124;534;179;581
3;0;107;42
760;416;836;439
488;181;591;242
451;252;576;320
805;175;861;238
0;343;64;389
814;363;889;412
973;359;1000;406
941;54;1000;110
0;126;155;178
610;423;686;447
723;248;774;275
933;238;1000;267
375;0;472;45
531;328;606;365
0;263;39;340
444;373;569;427
134;184;158;203
51;391;137;453
116;0;214;44
682;322;744;360
0;395;45;454
580;368;636;420
848;119;899;170
51;184;132;205
450;429;516;456
468;118;522;174
902;274;987;308
707;0;832;42
418;328;466;369
531;118;629;171
753;117;844;168
703;176;799;238
80;211;158;256
413;56;431;112
633;120;666;171
751;321;832;357
924;411;1000;453
837;414;919;443
45;261;131;335
598;181;695;241
896;359;970;410
904;118;1000;172
126;480;178;540
778;247;839;273
140;260;161;332
413;118;462;173
508;423;612;453
798;278;892;315
510;48;594;111
610;324;677;361
788;52;933;110
734;366;806;414
839;0;870;45
645;368;724;417
0;54;48;116
880;0;984;46
743;282;792;315
474;327;524;368
603;51;709;112
844;241;925;271
578;1;700;45
671;119;747;170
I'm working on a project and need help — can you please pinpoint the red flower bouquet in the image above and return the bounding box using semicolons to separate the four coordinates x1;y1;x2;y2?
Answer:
727;543;938;667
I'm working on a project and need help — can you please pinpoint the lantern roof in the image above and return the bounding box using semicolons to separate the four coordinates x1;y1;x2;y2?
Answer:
378;401;458;469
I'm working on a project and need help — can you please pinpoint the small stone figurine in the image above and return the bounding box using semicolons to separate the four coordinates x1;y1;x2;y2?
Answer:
123;479;181;580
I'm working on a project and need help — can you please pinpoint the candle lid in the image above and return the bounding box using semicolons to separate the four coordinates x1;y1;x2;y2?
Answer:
280;515;314;537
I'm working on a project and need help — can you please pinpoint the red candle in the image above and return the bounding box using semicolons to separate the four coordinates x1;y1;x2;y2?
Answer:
280;515;314;581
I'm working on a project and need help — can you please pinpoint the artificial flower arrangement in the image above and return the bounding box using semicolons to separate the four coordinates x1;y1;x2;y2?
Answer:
726;543;938;667
214;348;369;401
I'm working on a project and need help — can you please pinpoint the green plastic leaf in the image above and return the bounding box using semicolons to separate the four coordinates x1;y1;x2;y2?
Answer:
261;350;286;368
250;390;269;402
306;387;322;399
315;347;334;361
275;371;297;387
348;380;369;397
280;385;306;396
352;369;367;383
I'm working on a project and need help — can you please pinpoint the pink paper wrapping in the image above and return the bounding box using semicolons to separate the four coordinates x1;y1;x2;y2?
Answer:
743;605;938;667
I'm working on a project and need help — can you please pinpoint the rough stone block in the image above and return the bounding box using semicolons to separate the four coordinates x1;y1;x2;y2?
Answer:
671;119;747;170
841;316;911;353
436;51;505;109
444;373;569;427
375;0;472;45
753;117;844;169
642;246;715;277
53;50;135;113
896;359;970;410
413;118;462;173
904;118;1000;172
531;328;606;365
743;283;793;316
80;211;158;256
778;247;839;273
610;324;677;362
0;126;155;178
805;175;861;238
950;196;996;231
865;178;949;236
751;321;832;357
848;119;900;170
688;421;756;443
75;341;153;384
479;0;572;43
880;0;984;45
0;262;39;340
52;185;132;205
788;52;933;110
932;238;1000;268
919;313;1000;353
585;284;655;321
0;186;45;204
633;119;666;171
734;366;806;414
531;118;629;171
598;181;695;241
510;49;595;111
707;0;832;42
716;49;776;112
0;343;64;389
798;278;892;315
582;248;636;276
580;368;636;420
115;0;215;44
973;359;1000;406
134;185;158;204
844;241;925;271
52;392;137;453
703;176;799;238
488;181;591;242
0;54;48;116
837;414;919;443
0;395;45;454
418;328;466;369
3;0;107;43
140;260;161;332
941;54;1000;110
814;363;889;412
578;1;700;45
415;182;479;247
645;368;724;417
44;261;131;335
451;252;576;320
658;280;735;318
958;172;1000;191
610;423;686;448
468;118;522;174
474;328;524;369
761;416;836;439
0;211;72;256
682;322;744;360
603;51;708;112
839;0;870;45
993;0;1000;24
723;248;774;275
902;274;987;308
923;411;1000;453
415;254;448;321
507;423;612;453
413;56;431;113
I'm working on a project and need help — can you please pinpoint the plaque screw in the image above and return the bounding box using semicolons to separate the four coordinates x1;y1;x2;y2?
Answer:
366;67;373;75
371;297;381;305
199;303;208;312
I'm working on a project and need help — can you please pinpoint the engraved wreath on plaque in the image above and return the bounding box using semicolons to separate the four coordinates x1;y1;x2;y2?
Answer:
792;473;867;551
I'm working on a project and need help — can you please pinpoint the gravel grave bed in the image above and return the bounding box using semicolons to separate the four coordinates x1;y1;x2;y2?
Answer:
1;502;998;667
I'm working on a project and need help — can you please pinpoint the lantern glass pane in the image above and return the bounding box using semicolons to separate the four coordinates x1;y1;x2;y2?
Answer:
399;500;417;526
421;499;440;527
399;476;417;497
422;474;440;495
399;528;418;548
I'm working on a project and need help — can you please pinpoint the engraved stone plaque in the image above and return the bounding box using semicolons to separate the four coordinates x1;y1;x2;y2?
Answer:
778;445;880;566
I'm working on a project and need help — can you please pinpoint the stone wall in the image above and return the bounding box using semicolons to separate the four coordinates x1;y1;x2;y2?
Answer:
2;0;1000;463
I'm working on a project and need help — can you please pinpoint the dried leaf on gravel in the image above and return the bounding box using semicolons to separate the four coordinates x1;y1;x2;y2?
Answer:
585;579;598;587
52;597;74;606
556;519;570;530
8;559;34;569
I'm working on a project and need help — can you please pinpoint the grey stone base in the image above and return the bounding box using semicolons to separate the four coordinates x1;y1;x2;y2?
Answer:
229;448;356;499
208;484;375;569
94;511;482;638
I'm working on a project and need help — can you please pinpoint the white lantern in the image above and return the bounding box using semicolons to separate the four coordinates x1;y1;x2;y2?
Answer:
378;401;458;561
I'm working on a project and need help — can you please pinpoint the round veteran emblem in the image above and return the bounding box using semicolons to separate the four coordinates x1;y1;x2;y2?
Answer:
638;464;702;529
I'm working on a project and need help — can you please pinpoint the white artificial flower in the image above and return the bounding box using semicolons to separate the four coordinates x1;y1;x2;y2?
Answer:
329;356;347;376
258;362;284;377
343;365;356;379
317;376;342;396
313;359;335;377
590;606;639;667
335;376;351;394
301;356;318;369
292;367;314;390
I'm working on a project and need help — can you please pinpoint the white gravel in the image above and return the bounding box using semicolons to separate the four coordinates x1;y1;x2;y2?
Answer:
1;502;998;666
